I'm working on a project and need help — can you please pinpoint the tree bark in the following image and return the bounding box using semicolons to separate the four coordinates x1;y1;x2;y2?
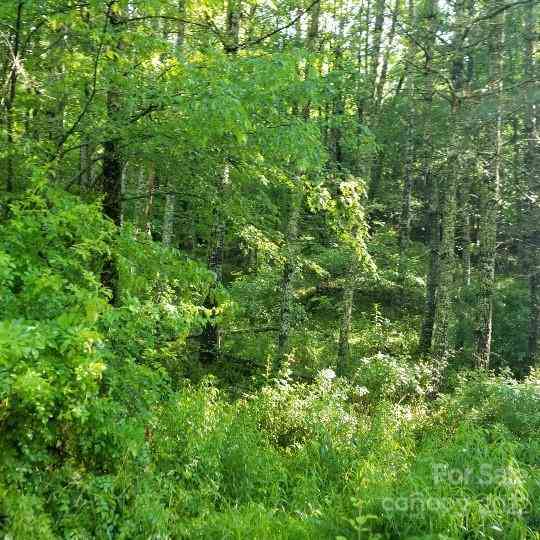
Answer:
418;0;440;354
461;183;472;287
275;2;321;370
162;0;186;247
200;163;230;364
432;0;466;359
337;255;356;376
375;0;400;108
101;5;125;306
370;0;386;104
140;162;156;238
398;0;417;282
3;1;24;192
199;0;241;363
276;188;301;365
474;0;504;369
524;0;539;365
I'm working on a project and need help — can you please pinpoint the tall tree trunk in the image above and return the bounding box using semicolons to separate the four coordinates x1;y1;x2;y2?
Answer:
199;0;241;363
432;0;466;358
101;6;124;306
329;15;345;163
3;1;24;193
355;0;369;129
473;0;504;369
399;147;414;281
45;25;67;157
80;141;92;188
276;3;321;370
331;10;357;375
162;185;176;246
524;0;539;365
398;0;416;282
418;0;439;354
459;5;476;290
366;0;387;202
162;0;186;247
200;163;230;364
302;0;321;120
225;0;242;53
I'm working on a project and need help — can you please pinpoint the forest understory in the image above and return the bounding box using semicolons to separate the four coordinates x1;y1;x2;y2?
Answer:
1;0;539;538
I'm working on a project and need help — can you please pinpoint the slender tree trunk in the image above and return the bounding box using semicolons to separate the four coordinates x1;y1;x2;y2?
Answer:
474;0;504;369
418;174;439;354
3;1;23;192
46;25;67;156
398;0;416;282
78;9;93;189
276;3;321;370
455;180;472;353
80;142;92;188
141;162;156;238
432;159;457;358
355;0;368;129
399;151;414;281
432;0;466;358
370;0;386;103
330;15;345;163
460;6;476;290
418;0;439;354
79;85;95;190
375;0;400;108
368;155;384;201
302;0;320;120
461;184;472;287
329;10;358;374
101;6;124;306
365;0;387;202
524;0;539;365
199;0;241;363
337;262;355;376
162;0;186;247
101;138;122;306
210;168;228;281
277;188;301;365
102;124;122;228
162;187;176;246
200;163;230;364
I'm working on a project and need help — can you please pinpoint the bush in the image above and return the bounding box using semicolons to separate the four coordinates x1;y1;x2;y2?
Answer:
351;352;444;404
0;189;113;465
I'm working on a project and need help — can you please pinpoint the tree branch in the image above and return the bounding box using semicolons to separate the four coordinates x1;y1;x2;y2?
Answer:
236;0;322;51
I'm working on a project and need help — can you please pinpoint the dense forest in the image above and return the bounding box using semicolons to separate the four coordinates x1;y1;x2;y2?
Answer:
1;0;539;537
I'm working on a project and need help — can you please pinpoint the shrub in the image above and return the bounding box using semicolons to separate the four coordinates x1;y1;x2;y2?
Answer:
351;352;444;404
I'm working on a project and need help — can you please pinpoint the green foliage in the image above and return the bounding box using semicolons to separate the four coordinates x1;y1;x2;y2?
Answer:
435;369;540;440
3;187;538;540
352;352;444;403
454;279;530;373
249;370;361;449
1;0;539;537
2;347;539;539
0;188;113;464
0;186;209;490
